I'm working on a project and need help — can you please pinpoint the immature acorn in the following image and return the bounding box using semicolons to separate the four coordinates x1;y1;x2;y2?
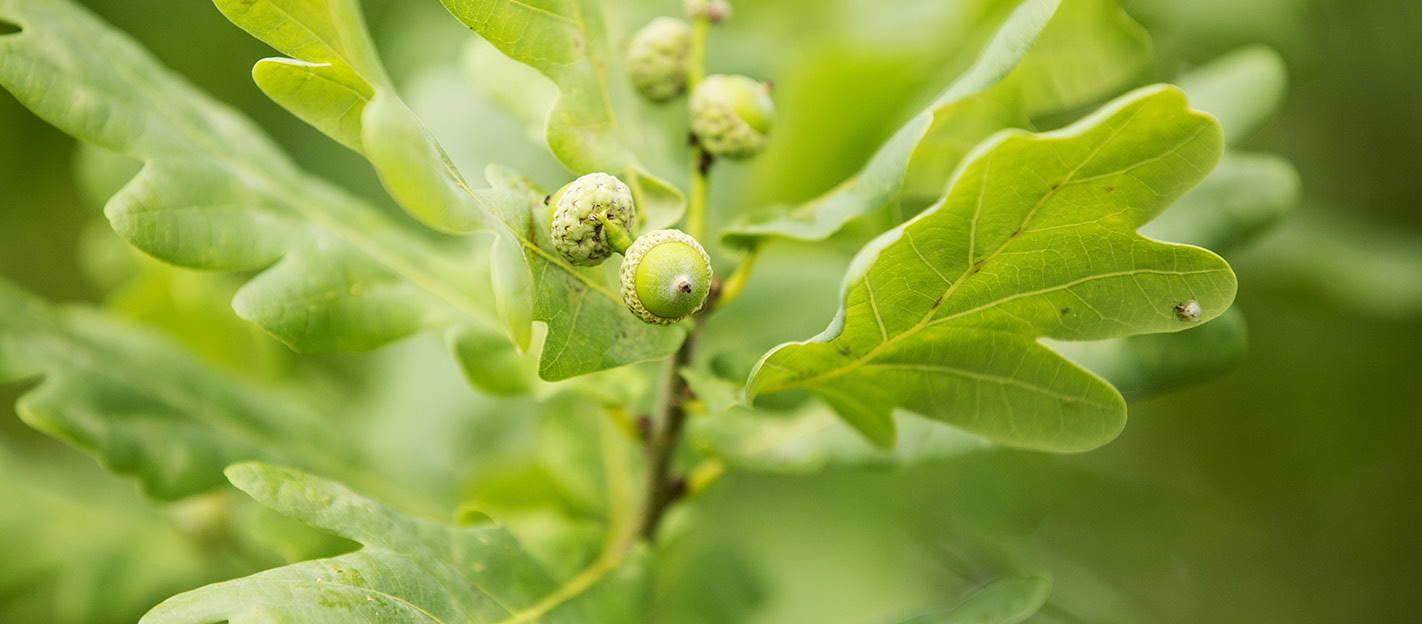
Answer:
684;0;732;23
690;74;774;159
549;172;636;267
619;229;713;325
627;17;693;102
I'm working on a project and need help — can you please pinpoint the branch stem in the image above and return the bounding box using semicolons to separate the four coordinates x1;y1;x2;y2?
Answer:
686;16;711;241
636;314;706;541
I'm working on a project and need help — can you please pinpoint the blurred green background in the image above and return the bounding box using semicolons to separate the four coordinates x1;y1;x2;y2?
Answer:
2;0;1420;622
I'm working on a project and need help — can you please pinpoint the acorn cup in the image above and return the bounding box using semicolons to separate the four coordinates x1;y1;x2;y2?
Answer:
547;173;713;325
690;74;774;159
627;17;693;102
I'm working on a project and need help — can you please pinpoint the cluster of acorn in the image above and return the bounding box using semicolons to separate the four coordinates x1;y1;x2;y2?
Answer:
628;0;774;161
549;173;713;326
547;0;774;326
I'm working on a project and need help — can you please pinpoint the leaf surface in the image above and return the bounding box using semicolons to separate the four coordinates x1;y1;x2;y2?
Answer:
141;463;648;624
1061;47;1297;396
721;0;1149;248
0;0;677;382
0;279;351;500
438;0;684;230
692;406;991;474
214;0;684;378
748;86;1234;451
896;577;1051;624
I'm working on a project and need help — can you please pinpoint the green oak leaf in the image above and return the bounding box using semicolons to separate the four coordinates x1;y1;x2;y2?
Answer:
215;0;683;376
747;86;1235;451
438;0;684;231
0;0;517;385
462;36;558;144
0;279;353;500
1142;152;1299;255
1048;307;1248;398
0;442;254;624
1179;45;1287;145
141;463;649;624
484;166;686;381
895;577;1051;624
692;405;992;474
1061;47;1297;397
0;0;675;384
721;0;1148;248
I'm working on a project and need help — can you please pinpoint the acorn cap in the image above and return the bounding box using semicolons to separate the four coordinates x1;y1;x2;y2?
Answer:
690;74;773;159
551;173;636;266
627;17;692;102
620;229;713;325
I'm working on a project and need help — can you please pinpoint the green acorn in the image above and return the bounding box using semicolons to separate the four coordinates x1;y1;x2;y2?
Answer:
619;229;712;325
690;74;773;159
549;173;636;267
627;17;692;102
684;0;732;23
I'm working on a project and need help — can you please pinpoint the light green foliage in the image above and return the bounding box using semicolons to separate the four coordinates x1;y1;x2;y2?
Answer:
487;170;687;379
0;0;1325;621
0;279;352;500
1062;47;1298;395
692;406;992;473
0;0;516;383
220;0;685;378
722;0;1149;248
438;0;685;230
895;577;1051;624
748;87;1234;450
142;463;648;624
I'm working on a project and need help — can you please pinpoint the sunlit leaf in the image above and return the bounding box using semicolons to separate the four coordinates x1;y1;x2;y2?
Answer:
438;0;684;230
141;463;649;624
721;0;1149;248
748;86;1234;451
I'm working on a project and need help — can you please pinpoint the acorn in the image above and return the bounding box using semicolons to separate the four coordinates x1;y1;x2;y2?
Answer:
690;74;773;159
549;173;636;267
684;0;732;23
619;229;712;325
627;17;693;102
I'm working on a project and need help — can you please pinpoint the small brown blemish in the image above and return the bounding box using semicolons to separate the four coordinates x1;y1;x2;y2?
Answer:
931;295;944;310
1105;187;1114;192
1060;307;1070;316
543;195;551;205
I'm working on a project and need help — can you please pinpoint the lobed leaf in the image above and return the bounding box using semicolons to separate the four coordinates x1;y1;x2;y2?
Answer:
748;86;1235;451
438;0;684;231
0;279;352;500
214;0;684;378
1062;47;1297;396
1047;307;1248;398
141;463;649;624
485;167;686;381
0;0;677;384
1178;45;1287;145
721;0;1149;249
